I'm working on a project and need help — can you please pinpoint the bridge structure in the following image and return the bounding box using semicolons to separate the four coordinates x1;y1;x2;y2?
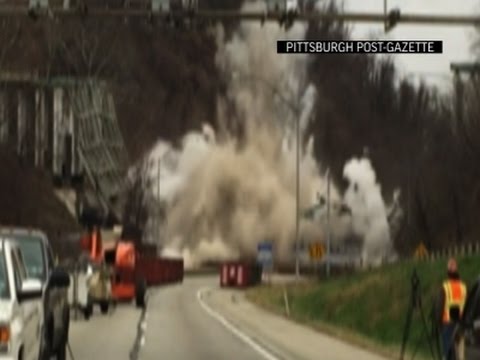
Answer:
0;74;129;224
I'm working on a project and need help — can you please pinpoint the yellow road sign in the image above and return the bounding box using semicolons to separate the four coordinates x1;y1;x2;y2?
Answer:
309;242;325;260
414;242;429;259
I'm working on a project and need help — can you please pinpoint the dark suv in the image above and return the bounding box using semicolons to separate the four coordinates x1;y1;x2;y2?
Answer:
0;228;71;360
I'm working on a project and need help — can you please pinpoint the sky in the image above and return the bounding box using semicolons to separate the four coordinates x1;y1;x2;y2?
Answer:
340;0;479;88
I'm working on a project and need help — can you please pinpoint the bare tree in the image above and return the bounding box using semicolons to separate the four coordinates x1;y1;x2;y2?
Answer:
51;17;122;79
0;19;22;71
122;157;153;242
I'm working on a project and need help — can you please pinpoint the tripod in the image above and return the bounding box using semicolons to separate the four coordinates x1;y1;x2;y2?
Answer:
67;341;76;360
400;269;440;360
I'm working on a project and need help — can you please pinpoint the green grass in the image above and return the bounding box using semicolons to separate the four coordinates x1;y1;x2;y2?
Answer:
246;256;480;359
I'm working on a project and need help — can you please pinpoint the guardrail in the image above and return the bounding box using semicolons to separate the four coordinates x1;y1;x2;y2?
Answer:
415;242;480;261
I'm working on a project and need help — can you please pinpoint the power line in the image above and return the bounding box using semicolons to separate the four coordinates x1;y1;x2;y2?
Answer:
1;7;480;26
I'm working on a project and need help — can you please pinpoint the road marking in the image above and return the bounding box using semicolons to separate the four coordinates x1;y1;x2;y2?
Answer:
197;287;280;360
129;297;148;360
141;309;148;346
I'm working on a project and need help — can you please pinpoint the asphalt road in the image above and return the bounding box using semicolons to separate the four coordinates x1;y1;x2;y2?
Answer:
140;277;265;360
68;301;141;359
68;276;266;360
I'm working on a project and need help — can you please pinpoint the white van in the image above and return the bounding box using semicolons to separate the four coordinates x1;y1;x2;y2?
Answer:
0;238;43;360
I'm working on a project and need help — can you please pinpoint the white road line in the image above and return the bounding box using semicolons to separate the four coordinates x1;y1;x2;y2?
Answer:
196;287;280;360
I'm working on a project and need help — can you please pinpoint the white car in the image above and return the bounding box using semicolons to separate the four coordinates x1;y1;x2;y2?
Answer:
0;238;43;360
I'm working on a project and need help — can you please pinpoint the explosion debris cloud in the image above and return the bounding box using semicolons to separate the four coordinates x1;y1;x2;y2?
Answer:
343;157;394;265
138;1;399;269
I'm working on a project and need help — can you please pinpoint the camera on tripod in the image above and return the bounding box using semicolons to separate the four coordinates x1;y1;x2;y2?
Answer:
400;268;440;360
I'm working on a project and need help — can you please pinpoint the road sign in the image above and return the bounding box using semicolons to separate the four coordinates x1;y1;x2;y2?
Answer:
309;242;325;260
257;242;273;269
414;242;428;259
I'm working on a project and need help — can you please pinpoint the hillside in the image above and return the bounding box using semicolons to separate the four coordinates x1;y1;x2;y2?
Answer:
0;2;244;249
0;2;244;161
0;146;80;256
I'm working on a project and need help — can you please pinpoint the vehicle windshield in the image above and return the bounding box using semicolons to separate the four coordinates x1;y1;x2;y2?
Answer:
12;235;46;282
0;250;9;300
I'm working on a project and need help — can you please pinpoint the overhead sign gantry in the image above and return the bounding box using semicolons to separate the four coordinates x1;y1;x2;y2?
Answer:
1;1;479;30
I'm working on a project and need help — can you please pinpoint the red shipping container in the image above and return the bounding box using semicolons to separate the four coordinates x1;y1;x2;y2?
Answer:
220;262;262;288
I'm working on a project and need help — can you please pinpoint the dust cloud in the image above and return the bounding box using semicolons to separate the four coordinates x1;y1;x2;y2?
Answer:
343;158;396;265
140;1;399;269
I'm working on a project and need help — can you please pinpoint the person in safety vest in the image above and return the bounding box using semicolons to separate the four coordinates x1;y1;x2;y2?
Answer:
437;257;467;360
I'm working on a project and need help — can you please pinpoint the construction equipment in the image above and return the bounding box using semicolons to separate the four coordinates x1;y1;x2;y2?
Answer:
105;240;147;308
70;221;185;311
104;229;184;308
69;227;116;319
75;224;183;310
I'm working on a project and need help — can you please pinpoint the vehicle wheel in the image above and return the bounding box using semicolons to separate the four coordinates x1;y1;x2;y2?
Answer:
38;323;52;360
135;278;146;308
56;311;69;360
136;293;145;308
83;303;93;320
100;301;109;314
56;339;67;360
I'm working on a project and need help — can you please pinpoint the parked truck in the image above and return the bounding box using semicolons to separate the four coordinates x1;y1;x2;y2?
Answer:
104;238;184;308
75;224;183;309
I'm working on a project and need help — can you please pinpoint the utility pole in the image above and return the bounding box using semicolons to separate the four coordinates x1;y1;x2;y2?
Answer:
449;64;480;157
157;157;161;243
295;107;300;281
383;0;387;29
157;157;161;200
452;68;464;127
326;169;331;278
449;62;480;245
383;0;401;33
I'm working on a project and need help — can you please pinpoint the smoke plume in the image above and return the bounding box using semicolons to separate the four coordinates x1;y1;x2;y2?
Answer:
343;157;394;265
140;1;398;269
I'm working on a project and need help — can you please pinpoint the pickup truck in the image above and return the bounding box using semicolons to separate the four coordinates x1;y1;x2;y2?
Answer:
0;237;44;360
0;228;70;360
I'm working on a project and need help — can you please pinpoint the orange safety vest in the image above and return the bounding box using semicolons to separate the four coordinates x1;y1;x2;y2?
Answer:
442;279;467;324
